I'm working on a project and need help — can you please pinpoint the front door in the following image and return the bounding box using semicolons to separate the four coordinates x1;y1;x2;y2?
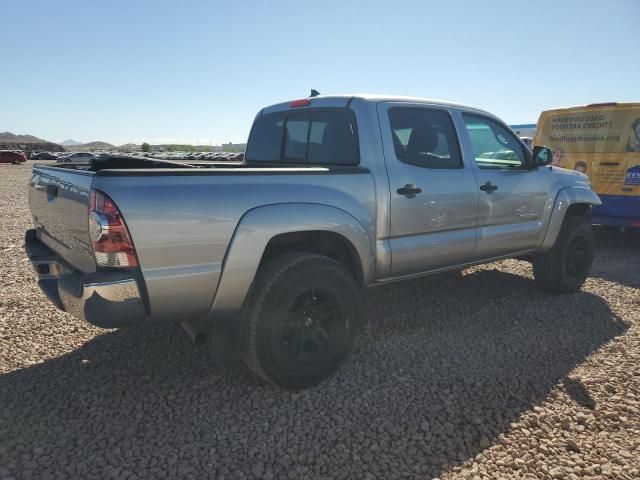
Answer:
379;103;479;277
460;113;552;259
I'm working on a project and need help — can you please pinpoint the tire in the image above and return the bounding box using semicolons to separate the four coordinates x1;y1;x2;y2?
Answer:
241;252;361;389
533;215;595;293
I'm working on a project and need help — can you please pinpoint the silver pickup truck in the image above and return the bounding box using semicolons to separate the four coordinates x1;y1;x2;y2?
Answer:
26;94;600;388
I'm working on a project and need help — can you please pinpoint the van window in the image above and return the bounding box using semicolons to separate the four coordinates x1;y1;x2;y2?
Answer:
245;109;359;165
388;108;462;168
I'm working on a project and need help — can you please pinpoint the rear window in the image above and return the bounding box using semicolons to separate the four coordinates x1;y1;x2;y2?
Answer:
245;109;359;165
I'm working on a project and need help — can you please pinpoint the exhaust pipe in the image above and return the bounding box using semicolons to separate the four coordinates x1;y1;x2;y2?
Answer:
182;317;240;370
181;320;208;346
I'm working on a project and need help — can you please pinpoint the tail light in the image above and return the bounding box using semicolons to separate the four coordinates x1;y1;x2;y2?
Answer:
88;189;138;268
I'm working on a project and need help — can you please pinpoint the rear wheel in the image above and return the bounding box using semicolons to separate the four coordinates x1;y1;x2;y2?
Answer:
241;252;360;389
533;215;594;293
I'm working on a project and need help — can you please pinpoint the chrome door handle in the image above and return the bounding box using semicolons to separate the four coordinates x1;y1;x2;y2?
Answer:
397;184;422;197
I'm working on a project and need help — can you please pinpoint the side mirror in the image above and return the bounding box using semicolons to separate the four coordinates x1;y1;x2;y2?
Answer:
532;146;553;167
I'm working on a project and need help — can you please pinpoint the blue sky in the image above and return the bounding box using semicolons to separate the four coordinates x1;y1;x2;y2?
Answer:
1;0;638;146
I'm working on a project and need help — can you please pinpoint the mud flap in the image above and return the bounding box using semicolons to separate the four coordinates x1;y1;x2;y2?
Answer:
209;317;242;370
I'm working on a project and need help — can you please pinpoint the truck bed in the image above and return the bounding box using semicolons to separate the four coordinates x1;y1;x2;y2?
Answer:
28;160;376;323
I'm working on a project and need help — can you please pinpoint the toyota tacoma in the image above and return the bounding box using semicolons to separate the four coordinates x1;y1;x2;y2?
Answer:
25;94;601;388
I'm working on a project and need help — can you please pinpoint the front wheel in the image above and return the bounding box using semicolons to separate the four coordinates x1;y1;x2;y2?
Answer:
241;252;361;389
533;215;595;293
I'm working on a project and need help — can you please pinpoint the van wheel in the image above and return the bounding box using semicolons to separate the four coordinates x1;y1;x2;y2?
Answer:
533;215;594;293
241;252;360;389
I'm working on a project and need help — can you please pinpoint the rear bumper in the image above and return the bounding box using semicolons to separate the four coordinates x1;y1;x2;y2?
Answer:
25;229;147;328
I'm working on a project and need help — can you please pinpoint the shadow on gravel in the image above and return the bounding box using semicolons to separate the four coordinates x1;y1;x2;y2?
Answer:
0;268;629;479
562;377;597;410
592;228;640;288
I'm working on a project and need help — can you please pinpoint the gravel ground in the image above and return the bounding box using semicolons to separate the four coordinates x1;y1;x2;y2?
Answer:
1;162;639;480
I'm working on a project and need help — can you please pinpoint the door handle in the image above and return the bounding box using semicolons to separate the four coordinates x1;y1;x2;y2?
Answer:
479;181;498;193
397;184;422;197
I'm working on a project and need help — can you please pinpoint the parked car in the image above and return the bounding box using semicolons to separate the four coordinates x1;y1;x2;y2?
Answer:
31;151;59;160
56;152;98;163
25;94;600;389
0;150;27;164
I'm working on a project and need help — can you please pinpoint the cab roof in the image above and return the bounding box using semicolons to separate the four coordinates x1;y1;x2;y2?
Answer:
260;93;492;116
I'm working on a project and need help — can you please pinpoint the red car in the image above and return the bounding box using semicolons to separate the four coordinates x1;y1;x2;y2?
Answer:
0;151;27;164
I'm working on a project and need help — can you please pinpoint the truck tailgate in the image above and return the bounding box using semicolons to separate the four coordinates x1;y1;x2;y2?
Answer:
28;166;96;273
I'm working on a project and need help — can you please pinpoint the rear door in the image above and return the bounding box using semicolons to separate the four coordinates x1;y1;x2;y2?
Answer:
29;166;96;273
378;103;479;277
460;113;551;259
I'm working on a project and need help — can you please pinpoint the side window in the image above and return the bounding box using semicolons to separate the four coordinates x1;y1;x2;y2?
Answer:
463;115;525;169
388;108;462;169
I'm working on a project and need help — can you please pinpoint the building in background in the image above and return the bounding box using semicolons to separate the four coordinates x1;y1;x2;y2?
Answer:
510;124;536;138
220;142;247;153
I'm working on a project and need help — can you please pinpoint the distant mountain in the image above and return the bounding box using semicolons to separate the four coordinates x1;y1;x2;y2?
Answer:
0;132;47;143
118;143;140;150
0;132;64;152
64;141;116;152
81;141;115;149
60;139;83;146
